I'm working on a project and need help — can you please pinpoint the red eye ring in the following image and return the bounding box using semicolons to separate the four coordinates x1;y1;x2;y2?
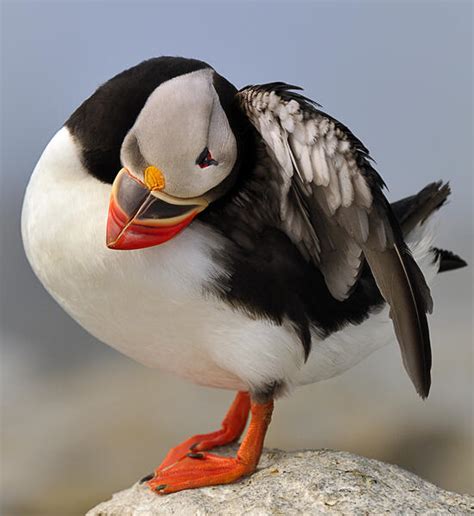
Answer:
199;150;213;169
196;147;218;169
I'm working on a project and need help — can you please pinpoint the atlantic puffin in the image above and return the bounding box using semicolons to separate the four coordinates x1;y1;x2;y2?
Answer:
21;56;466;494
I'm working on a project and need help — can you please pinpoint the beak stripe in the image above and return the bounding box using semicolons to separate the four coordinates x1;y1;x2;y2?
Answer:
107;167;209;250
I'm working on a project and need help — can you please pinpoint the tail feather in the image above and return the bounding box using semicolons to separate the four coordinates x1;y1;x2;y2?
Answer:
433;248;468;272
392;181;451;234
391;181;467;275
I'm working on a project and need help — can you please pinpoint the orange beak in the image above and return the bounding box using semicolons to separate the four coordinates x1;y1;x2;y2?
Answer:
106;168;208;250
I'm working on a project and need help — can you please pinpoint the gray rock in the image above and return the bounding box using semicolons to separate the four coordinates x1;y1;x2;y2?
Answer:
87;447;474;515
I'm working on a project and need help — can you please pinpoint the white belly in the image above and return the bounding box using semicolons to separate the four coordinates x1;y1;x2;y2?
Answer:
21;128;438;395
21;129;305;392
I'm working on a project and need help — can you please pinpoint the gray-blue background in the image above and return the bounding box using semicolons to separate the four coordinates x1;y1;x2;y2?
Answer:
1;1;472;514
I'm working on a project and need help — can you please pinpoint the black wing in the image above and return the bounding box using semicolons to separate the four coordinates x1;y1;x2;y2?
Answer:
238;83;433;397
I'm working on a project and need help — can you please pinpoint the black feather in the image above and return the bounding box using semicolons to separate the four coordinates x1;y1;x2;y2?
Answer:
363;199;433;398
433;249;468;272
392;181;451;234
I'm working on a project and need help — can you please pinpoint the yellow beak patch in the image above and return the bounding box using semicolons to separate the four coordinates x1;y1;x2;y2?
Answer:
144;166;166;191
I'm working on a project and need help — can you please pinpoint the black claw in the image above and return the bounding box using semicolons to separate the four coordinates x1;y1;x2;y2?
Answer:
155;484;167;491
189;442;200;451
139;473;154;484
187;452;205;459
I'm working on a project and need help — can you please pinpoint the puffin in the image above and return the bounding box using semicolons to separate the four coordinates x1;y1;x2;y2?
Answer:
21;56;466;494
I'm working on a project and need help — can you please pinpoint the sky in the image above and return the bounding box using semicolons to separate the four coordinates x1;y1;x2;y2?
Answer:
1;1;472;513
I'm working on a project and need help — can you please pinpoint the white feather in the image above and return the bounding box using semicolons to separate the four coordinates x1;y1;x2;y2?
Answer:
298;145;314;183
318;117;330;136
287;99;300;114
292;122;307;145
311;144;330;186
324;128;338;157
281;116;295;133
353;172;373;209
277;104;289;121
338;162;354;207
338;139;351;153
289;135;304;159
305;119;318;143
268;91;279;110
22;128;304;393
324;160;342;214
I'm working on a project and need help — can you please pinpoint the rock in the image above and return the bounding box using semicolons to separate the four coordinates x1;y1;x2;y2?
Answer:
87;446;474;515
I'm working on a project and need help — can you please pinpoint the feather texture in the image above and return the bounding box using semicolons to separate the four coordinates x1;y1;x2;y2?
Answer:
238;83;433;397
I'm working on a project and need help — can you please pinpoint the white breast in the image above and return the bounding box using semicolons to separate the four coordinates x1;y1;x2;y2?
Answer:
21;128;304;392
21;128;439;396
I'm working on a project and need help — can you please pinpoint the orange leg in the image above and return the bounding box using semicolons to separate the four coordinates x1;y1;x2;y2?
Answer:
156;391;250;471
147;398;274;494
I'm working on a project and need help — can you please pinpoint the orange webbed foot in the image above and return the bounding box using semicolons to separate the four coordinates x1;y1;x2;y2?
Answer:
148;452;252;494
146;397;273;494
156;391;250;471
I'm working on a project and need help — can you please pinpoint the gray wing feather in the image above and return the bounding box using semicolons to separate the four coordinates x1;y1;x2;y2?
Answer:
238;83;433;397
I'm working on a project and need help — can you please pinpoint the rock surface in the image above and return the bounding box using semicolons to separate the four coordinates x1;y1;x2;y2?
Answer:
87;446;474;515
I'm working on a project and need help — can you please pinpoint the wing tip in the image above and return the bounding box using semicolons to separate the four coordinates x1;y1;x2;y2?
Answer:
416;375;431;399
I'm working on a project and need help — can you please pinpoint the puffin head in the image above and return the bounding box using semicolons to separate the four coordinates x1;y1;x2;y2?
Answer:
105;66;242;250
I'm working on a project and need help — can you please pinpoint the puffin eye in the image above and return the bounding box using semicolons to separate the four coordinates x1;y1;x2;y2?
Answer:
196;147;218;169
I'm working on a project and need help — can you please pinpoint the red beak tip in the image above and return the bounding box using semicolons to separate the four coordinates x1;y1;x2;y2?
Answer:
106;176;200;250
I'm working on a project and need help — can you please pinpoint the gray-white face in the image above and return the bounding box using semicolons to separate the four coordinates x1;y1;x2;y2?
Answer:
107;68;239;251
120;68;238;199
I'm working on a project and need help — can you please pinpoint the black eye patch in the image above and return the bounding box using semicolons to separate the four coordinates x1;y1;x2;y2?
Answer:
196;147;218;169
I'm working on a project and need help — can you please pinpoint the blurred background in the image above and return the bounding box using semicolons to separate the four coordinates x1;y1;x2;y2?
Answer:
1;1;472;514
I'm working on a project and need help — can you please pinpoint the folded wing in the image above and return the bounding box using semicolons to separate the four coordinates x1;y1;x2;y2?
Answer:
238;83;433;397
